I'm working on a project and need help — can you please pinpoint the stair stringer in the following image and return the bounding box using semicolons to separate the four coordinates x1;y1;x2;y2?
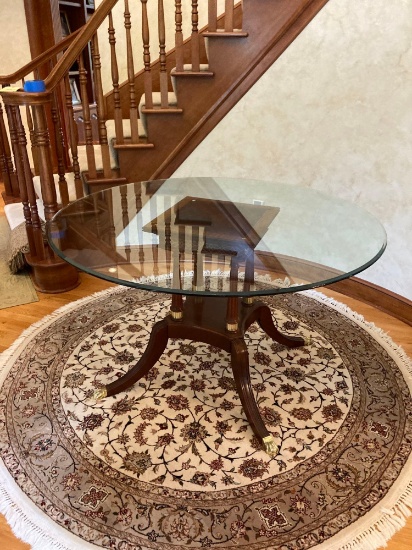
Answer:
113;0;330;185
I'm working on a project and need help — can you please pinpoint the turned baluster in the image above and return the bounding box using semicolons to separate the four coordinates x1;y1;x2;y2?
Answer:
150;192;159;277
64;75;83;200
175;0;184;72
124;1;139;143
141;0;153;109
158;0;168;108
91;33;112;179
119;185;131;263
208;0;217;32
172;223;183;290
226;255;240;331
164;194;172;276
31;103;59;223
0;115;10;193
196;226;205;290
6;105;30;217
243;251;255;305
78;53;97;179
91;193;103;239
12;105;45;259
108;11;124;144
134;182;145;273
178;224;186;285
16;107;45;258
4;104;20;186
191;1;200;72
171;223;184;317
25;105;40;177
225;0;234;32
191;225;200;290
50;89;70;206
0;102;18;198
218;254;225;291
106;188;116;251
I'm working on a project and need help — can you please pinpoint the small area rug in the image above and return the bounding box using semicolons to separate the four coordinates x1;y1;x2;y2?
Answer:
0;287;411;550
0;216;38;309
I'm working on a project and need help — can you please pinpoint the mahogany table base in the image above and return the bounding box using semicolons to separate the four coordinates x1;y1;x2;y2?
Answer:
94;296;306;456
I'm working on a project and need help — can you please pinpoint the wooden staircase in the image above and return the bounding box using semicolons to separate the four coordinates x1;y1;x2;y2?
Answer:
109;0;331;186
0;0;330;292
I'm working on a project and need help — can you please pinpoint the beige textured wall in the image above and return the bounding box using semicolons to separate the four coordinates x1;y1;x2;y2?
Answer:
174;0;412;301
0;0;31;76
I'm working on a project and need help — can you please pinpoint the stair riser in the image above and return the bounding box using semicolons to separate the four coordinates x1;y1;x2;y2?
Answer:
116;112;191;181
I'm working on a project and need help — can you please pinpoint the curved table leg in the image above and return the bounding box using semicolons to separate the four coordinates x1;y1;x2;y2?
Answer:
257;304;306;348
230;339;278;457
94;318;169;399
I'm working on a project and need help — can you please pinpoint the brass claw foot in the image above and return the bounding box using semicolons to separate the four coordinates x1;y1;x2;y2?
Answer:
93;387;108;401
262;435;279;457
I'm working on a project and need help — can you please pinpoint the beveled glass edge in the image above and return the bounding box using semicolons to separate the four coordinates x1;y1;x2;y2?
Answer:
47;228;386;298
46;177;387;298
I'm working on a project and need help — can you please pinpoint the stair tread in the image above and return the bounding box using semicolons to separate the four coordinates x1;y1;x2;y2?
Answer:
106;118;146;139
83;169;128;186
32;172;80;206
114;140;155;150
139;91;178;107
140;107;183;114
171;64;213;77
171;70;214;77
203;30;248;37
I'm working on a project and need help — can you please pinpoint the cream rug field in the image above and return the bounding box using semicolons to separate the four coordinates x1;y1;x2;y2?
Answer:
0;287;411;549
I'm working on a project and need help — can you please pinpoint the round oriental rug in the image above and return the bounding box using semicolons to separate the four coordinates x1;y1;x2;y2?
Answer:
0;287;411;550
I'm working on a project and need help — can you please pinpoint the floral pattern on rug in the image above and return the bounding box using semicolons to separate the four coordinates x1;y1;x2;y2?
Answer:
0;289;411;550
59;297;352;491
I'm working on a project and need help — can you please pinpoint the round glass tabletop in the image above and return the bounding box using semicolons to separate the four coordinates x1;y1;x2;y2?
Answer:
47;177;387;297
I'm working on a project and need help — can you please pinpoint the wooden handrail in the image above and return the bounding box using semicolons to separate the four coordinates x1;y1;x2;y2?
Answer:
0;0;121;94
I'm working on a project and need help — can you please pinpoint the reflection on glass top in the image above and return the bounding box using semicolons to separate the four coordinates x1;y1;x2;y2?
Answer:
47;177;387;297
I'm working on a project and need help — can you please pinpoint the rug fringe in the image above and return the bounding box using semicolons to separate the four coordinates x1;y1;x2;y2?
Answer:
336;485;412;549
0;471;98;549
305;289;412;380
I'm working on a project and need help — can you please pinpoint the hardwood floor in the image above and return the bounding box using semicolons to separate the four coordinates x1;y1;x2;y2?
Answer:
0;188;411;549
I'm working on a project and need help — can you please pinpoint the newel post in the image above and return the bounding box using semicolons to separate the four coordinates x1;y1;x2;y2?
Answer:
0;85;79;293
30;91;79;292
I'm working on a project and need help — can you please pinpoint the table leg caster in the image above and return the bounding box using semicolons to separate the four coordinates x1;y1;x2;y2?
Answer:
93;387;108;400
262;435;279;457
